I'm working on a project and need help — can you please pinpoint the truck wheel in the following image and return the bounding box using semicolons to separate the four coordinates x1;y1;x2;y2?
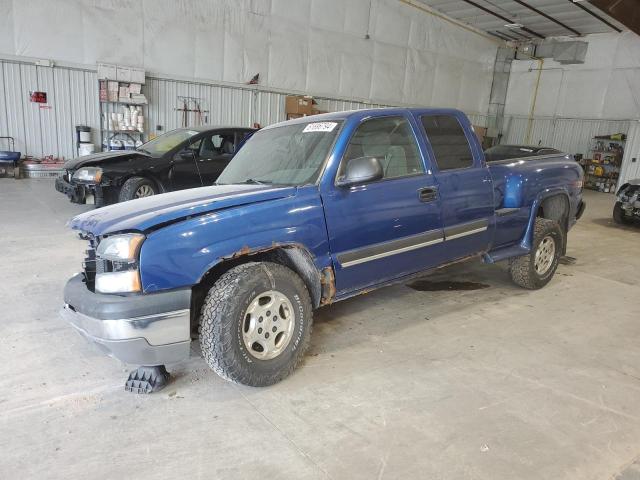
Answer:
199;262;313;386
613;202;631;225
118;177;156;202
509;218;563;290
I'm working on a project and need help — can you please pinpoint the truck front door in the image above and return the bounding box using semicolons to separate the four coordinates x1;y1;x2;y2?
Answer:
419;113;494;260
321;114;445;295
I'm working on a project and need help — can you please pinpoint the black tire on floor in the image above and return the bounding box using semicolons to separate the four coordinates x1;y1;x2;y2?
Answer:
118;176;156;202
199;262;313;386
509;218;563;290
613;201;631;225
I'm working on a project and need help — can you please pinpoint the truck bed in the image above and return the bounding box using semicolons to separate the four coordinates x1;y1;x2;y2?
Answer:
487;153;583;251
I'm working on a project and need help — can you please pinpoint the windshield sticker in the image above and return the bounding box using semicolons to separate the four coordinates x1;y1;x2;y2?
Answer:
303;122;337;133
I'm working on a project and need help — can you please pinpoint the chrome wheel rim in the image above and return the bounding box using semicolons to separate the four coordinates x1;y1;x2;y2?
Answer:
135;185;154;198
534;235;556;275
242;290;295;360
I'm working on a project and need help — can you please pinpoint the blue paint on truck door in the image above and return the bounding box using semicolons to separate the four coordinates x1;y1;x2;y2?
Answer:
320;114;446;295
418;112;495;259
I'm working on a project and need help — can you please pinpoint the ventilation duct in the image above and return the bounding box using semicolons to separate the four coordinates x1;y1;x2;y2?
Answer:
524;40;588;64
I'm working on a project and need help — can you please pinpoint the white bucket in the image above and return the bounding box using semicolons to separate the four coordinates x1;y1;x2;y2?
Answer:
79;130;91;143
78;143;95;156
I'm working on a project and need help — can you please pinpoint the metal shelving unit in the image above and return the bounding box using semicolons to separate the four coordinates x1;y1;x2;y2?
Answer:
98;80;147;152
580;136;625;193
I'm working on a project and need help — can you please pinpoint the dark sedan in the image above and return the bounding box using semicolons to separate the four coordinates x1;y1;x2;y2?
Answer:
55;125;256;206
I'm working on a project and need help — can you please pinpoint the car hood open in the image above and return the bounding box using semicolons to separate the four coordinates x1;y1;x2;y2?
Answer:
68;184;297;236
63;150;151;170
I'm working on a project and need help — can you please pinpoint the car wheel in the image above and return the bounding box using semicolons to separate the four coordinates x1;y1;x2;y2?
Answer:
199;262;313;386
613;201;631;225
509;218;563;290
118;176;157;202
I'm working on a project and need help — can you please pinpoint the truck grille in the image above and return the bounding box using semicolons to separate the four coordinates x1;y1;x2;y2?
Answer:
82;236;101;291
83;247;97;291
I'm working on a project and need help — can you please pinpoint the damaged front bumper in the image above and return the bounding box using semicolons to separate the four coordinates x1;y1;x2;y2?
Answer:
55;176;101;204
61;274;191;365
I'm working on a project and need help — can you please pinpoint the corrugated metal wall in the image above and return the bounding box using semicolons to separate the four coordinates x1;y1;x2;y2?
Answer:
0;59;490;160
143;76;402;134
0;60;98;159
502;115;632;157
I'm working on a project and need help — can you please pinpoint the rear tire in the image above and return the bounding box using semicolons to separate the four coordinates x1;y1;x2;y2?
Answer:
613;201;631;225
199;262;313;386
509;218;563;290
118;176;157;202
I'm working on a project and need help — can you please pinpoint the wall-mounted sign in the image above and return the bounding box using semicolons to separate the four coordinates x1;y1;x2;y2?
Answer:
30;91;47;103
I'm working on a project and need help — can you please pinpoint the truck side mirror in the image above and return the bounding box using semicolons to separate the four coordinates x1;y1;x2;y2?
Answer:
336;156;384;187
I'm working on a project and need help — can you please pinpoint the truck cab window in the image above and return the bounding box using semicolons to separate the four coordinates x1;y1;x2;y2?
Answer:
421;115;473;171
341;116;423;180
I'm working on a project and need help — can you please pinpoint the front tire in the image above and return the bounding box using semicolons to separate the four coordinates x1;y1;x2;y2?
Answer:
509;218;563;290
199;262;313;386
613;201;631;225
118;176;157;202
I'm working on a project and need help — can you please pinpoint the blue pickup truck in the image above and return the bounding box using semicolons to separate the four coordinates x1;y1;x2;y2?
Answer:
62;108;585;391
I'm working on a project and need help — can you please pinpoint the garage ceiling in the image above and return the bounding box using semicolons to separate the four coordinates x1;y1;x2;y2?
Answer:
415;0;626;40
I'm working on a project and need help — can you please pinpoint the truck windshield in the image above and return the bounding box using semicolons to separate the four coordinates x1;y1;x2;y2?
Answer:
217;121;342;186
137;129;199;156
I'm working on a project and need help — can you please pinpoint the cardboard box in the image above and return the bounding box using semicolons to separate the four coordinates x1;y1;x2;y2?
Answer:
99;80;107;102
131;68;145;84
116;66;132;82
107;91;118;102
107;81;119;92
285;95;315;115
97;63;117;80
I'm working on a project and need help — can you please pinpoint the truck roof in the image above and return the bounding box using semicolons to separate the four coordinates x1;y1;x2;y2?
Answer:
266;107;466;129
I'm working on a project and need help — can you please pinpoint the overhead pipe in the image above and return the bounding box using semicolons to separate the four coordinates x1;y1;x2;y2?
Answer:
525;57;544;145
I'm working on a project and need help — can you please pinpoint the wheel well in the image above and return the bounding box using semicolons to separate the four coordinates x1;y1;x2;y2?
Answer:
118;174;166;193
537;194;569;252
190;247;328;333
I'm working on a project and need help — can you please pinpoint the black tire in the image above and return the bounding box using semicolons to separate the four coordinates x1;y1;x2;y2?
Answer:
118;176;156;202
613;201;631;225
199;262;313;386
509;218;563;290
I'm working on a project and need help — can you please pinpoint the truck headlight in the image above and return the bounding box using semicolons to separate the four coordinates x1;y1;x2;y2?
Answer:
95;234;145;294
73;167;102;183
96;233;144;261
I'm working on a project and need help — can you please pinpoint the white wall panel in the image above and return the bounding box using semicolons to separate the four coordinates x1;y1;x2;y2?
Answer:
505;32;640;121
2;0;497;117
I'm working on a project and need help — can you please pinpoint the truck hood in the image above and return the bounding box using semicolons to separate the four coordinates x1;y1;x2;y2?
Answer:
69;184;297;236
63;150;151;170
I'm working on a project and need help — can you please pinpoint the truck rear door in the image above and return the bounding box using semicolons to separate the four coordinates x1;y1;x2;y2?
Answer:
321;114;446;295
418;113;494;259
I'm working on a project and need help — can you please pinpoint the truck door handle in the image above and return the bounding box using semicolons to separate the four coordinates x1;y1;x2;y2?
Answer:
418;187;438;202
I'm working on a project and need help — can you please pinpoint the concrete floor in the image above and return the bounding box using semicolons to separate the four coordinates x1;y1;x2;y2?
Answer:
1;179;640;480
